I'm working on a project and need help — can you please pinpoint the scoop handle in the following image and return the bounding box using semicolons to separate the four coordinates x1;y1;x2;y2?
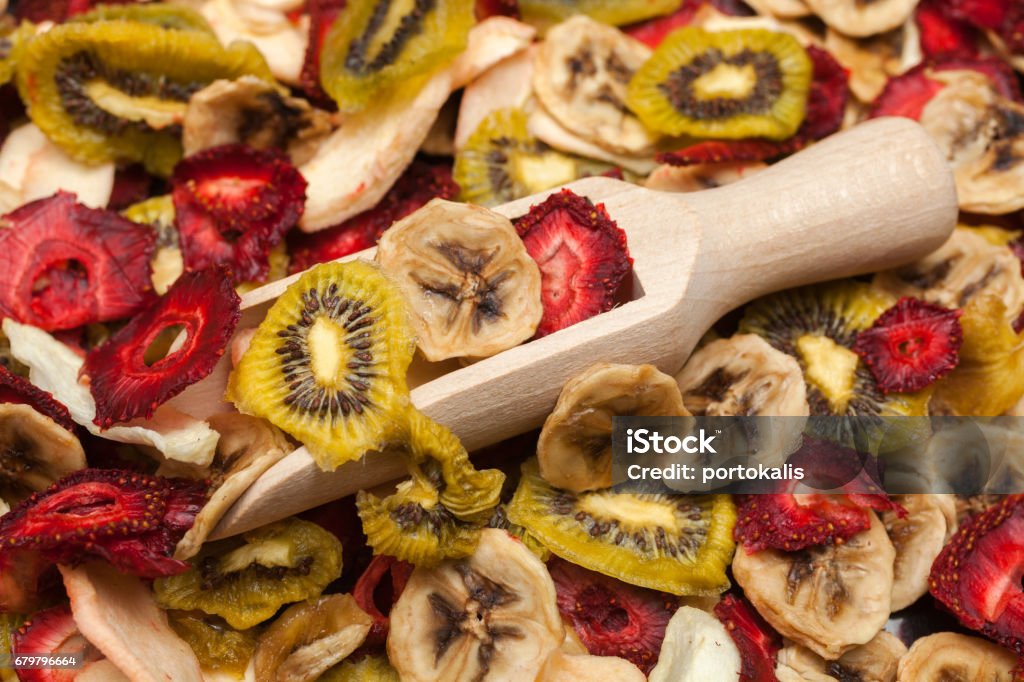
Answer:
680;117;957;315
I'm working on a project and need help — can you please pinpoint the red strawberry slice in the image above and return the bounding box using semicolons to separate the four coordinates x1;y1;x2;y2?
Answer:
714;594;782;682
947;0;1024;55
288;160;459;274
13;0;138;22
82;267;240;428
930;495;1024;655
353;554;414;647
171;144;306;283
107;164;157;212
658;47;847;166
475;0;519;19
624;0;751;48
514;189;632;338
0;365;75;431
299;0;347;107
853;297;962;394
871;58;1022;120
0;469;207;581
549;557;677;675
11;605;102;682
916;0;980;60
0;192;156;332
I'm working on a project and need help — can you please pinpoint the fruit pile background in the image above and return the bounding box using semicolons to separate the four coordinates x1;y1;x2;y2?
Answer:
0;0;1023;680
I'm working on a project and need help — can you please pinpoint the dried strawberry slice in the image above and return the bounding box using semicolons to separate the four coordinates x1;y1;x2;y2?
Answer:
476;0;519;19
171;145;306;283
11;605;101;682
353;554;414;647
929;494;1024;655
714;594;782;682
82;268;240;428
288;160;459;274
916;0;980;60
0;469;207;579
853;297;962;394
624;0;750;48
299;0;347;107
871;58;1022;119
948;0;1024;55
0;192;156;332
514;189;632;338
108;164;157;212
549;557;676;675
0;365;74;432
658;47;847;166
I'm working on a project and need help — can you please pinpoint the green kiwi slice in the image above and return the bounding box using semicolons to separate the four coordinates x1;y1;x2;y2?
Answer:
506;459;737;596
627;27;813;140
319;0;475;113
453;108;578;207
519;0;680;27
15;21;272;176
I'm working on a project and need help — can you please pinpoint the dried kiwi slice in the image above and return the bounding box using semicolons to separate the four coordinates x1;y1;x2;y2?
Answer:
627;28;813;140
320;654;400;682
507;459;737;596
153;518;343;630
318;0;474;113
0;22;34;88
357;411;505;566
227;261;416;472
71;4;215;33
519;0;680;27
15;21;272;176
167;611;257;678
454;108;578;207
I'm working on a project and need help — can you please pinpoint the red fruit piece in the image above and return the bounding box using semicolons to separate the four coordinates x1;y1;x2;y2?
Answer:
714;594;782;682
871;58;1022;120
299;0;347;107
353;554;414;647
0;469;207;580
475;0;519;19
108;164;157;212
929;494;1024;655
11;605;101;682
733;493;872;553
625;0;750;48
13;0;125;22
916;0;980;60
171;144;306;283
514;189;632;338
853;297;962;394
82;268;240;428
658;46;847;166
0;365;75;431
948;0;1024;55
0;192;156;332
548;557;676;675
287;160;459;274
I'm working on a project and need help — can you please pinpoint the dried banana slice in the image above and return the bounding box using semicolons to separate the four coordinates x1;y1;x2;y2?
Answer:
387;528;564;682
376;199;543;362
647;606;742;682
873;227;1024;327
0;403;86;503
253;594;373;682
538;651;646;681
533;16;658;155
824;24;921;103
0;497;7;516
676;334;810;417
917;71;1024;214
897;632;1018;681
883;494;957;611
201;0;308;84
161;413;292;560
183;76;333;165
644;161;767;192
733;512;895;660
801;0;918;37
538;363;689;493
776;631;907;682
744;0;812;19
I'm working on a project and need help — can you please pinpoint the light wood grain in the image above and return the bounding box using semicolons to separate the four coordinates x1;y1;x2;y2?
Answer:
208;117;957;538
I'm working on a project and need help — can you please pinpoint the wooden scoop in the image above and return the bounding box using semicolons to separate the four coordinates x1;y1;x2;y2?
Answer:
193;116;957;539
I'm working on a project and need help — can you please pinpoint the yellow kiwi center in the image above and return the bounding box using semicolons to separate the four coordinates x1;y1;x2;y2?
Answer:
691;62;758;101
517;152;578;194
579;493;681;533
796;335;860;413
308;317;352;388
84;80;188;129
